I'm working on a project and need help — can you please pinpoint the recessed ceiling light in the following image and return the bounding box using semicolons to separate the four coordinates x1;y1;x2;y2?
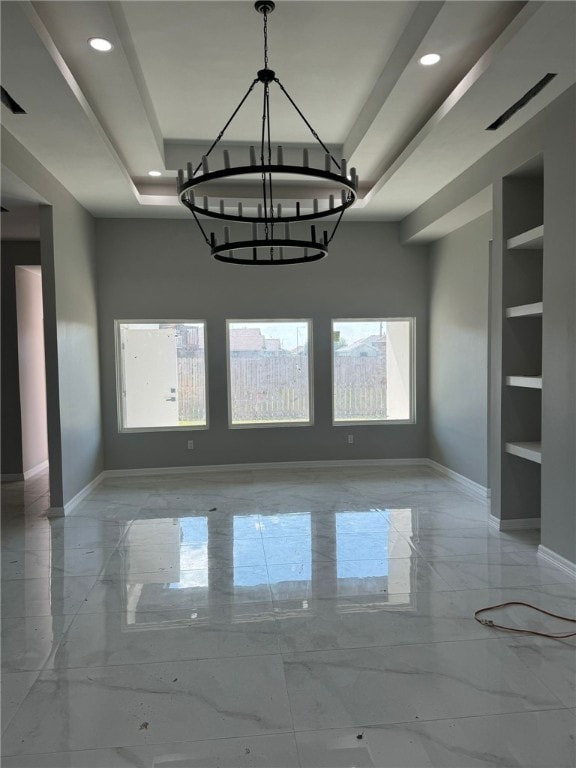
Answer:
148;171;162;177
88;37;113;52
419;53;441;67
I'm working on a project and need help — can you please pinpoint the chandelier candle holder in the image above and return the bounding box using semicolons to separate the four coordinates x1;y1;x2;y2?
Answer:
177;0;358;265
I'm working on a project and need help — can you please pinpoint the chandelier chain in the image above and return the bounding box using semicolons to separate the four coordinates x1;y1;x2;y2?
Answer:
263;9;269;69
194;79;259;175
260;83;270;242
274;77;341;171
190;208;211;246
265;85;275;256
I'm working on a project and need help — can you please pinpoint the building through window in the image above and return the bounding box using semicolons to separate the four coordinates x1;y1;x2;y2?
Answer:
332;319;414;424
227;320;312;427
116;321;207;431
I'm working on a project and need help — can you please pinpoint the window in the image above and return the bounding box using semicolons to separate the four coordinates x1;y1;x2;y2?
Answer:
332;318;414;424
116;321;207;431
227;320;312;427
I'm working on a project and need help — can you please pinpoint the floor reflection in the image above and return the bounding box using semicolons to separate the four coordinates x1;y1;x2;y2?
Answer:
97;509;418;628
7;470;570;767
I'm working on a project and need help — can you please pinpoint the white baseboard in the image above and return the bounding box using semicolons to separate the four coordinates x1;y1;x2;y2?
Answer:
489;513;541;531
425;459;489;499
48;471;106;516
1;473;24;482
23;459;49;481
103;458;428;478
537;545;576;577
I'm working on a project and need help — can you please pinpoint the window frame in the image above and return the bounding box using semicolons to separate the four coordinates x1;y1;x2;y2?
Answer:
331;317;416;426
115;319;209;433
226;318;314;429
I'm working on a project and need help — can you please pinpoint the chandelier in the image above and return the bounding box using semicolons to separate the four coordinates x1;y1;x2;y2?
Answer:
176;0;358;265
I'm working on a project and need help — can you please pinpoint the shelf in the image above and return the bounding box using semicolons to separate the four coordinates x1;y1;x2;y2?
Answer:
507;225;544;250
505;441;542;464
506;302;543;318
506;376;542;389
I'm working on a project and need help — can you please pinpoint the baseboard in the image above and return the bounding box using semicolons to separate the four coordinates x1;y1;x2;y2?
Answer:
537;545;576;577
103;458;428;478
23;459;49;481
489;513;541;531
45;506;64;518
488;514;499;530
49;471;106;516
425;459;489;499
1;473;24;482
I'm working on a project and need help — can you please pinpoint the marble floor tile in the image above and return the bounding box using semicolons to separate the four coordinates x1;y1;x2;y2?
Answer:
1;497;51;523
330;510;391;533
1;575;97;618
336;557;454;594
78;572;275;617
80;568;274;614
429;556;575;590
110;538;269;571
389;508;490;532
1;656;293;757
283;639;564;731
69;504;148;523
263;535;325;566
334;531;416;561
2;547;113;580
274;591;500;653
47;523;127;551
1;734;301;767
79;488;152;507
1;615;73;672
524;581;576;607
501;635;576;707
267;555;452;601
46;608;281;669
406;526;540;559
2;467;573;765
256;487;378;514
267;562;316;601
1;671;40;734
422;584;576;628
259;511;314;537
294;708;576;767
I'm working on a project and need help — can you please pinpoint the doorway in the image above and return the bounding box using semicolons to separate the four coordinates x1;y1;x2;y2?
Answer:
15;263;49;480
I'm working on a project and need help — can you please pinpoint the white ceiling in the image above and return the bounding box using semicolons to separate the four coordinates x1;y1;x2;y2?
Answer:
1;1;575;229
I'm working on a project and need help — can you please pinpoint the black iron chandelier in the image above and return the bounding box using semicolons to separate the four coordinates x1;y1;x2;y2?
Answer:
176;0;358;265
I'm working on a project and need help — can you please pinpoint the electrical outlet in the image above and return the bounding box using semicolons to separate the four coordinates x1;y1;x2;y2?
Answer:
187;440;194;450
347;434;354;444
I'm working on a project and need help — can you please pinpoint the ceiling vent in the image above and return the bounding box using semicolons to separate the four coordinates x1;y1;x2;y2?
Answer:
486;73;557;131
1;86;26;115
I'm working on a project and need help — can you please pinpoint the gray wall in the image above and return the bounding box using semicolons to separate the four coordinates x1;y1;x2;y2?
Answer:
1;129;103;508
428;213;491;487
96;220;429;470
541;86;576;563
1;240;41;478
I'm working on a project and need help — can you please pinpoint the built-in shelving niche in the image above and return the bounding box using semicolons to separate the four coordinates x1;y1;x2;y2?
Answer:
499;157;543;522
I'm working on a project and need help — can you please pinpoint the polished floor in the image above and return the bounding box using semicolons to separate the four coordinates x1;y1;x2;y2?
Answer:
1;466;575;767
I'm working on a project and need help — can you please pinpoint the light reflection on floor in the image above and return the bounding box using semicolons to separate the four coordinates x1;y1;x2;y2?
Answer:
1;467;574;767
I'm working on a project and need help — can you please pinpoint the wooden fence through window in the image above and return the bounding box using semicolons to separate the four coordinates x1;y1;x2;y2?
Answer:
177;355;388;423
